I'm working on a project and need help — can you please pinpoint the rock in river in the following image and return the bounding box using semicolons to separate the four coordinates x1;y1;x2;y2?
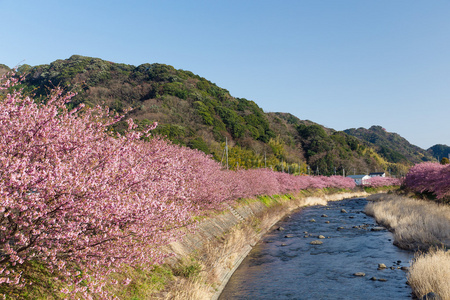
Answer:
421;292;442;300
371;227;385;231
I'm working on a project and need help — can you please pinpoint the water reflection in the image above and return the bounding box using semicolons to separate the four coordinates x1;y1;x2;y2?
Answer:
219;198;414;300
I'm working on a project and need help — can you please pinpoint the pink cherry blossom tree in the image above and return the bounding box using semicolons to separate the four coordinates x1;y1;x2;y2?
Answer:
0;74;225;297
404;162;450;199
363;176;403;188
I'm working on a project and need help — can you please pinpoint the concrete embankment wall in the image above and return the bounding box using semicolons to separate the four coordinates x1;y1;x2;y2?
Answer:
164;190;370;299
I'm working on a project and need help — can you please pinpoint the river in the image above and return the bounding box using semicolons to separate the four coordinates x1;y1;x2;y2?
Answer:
219;197;414;300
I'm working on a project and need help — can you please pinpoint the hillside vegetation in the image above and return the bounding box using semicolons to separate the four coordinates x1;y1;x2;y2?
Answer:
8;55;432;175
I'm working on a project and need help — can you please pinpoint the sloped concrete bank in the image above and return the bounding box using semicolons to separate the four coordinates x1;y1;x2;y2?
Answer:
163;190;370;299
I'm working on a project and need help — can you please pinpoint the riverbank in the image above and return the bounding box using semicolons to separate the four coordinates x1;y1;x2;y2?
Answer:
152;189;370;299
365;194;450;300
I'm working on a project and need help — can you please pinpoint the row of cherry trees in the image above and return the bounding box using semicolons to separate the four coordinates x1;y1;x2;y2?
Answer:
362;176;403;188
404;162;450;199
0;74;357;297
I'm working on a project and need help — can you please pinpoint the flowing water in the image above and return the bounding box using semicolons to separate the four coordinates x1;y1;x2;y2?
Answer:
219;198;414;300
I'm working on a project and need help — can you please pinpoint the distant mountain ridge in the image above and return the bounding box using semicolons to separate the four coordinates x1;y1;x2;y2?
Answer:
344;126;434;164
0;55;438;175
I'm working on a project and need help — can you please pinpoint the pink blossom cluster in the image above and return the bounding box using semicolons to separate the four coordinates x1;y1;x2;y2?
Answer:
0;73;355;297
362;176;403;188
404;162;450;199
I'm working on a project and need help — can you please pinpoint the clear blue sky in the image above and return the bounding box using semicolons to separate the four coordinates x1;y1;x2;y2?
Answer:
2;0;450;149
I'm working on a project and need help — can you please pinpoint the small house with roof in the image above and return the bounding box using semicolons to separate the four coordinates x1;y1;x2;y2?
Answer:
369;172;385;178
347;175;371;186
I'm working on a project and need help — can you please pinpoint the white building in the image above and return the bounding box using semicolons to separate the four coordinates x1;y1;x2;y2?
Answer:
347;175;371;186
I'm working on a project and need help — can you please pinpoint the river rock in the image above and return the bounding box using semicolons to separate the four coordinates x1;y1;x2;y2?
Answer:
353;272;365;277
422;292;442;300
284;234;294;238
371;227;385;231
309;219;316;222
337;226;345;230
310;240;323;245
321;214;328;217
277;227;285;231
378;278;387;282
341;209;348;213
401;266;409;271
325;221;330;223
378;263;387;269
370;277;377;281
318;235;325;239
281;243;287;246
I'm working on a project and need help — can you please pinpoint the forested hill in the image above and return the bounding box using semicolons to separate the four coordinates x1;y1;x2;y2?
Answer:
428;144;450;162
344;126;434;164
2;55;432;175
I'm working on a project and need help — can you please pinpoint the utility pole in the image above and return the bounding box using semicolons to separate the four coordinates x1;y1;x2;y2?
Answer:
225;137;229;170
264;150;267;168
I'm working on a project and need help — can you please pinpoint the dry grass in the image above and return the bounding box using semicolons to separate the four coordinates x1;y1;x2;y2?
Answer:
365;194;450;250
407;248;450;300
162;277;211;300
365;194;450;300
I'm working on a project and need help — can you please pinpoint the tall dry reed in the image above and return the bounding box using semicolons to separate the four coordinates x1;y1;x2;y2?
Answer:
365;195;450;250
407;248;450;300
